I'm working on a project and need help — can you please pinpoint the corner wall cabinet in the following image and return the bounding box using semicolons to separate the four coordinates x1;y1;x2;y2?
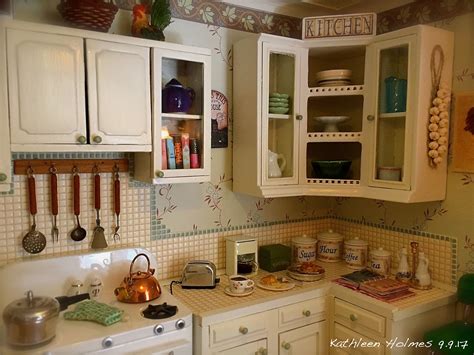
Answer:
0;20;211;185
233;25;453;202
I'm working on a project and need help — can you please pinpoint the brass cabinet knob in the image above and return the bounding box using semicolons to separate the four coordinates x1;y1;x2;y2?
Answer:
77;135;87;144
239;326;248;335
255;348;267;355
93;136;102;144
350;313;358;321
0;173;7;182
296;114;303;120
303;310;311;317
155;170;164;178
282;341;291;350
367;114;375;121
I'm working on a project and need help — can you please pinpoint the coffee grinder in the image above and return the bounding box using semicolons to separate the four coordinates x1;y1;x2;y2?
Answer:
226;235;259;276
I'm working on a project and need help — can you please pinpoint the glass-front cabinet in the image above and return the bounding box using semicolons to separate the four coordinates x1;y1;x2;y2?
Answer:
233;26;453;202
135;47;211;184
366;36;416;191
261;43;301;186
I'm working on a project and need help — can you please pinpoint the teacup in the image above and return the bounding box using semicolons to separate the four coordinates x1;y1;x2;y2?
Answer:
229;275;255;294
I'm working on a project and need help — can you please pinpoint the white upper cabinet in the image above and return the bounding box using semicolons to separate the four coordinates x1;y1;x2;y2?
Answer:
7;29;87;144
86;39;151;146
233;25;453;202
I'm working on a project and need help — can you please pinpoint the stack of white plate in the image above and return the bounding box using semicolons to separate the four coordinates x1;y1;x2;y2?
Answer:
315;69;352;87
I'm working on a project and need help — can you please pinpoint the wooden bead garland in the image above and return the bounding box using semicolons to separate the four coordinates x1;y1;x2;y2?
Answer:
427;45;449;167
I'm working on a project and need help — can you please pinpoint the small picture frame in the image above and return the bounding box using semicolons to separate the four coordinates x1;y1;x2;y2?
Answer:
211;90;228;148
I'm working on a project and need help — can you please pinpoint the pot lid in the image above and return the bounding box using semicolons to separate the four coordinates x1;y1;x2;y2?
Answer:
317;229;343;241
3;290;59;323
370;247;391;257
345;237;368;246
165;78;183;87
292;234;316;244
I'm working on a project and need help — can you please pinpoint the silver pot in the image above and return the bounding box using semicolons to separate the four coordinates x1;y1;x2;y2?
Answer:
3;290;60;347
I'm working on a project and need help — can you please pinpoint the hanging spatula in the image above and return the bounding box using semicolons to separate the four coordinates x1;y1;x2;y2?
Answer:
91;169;107;249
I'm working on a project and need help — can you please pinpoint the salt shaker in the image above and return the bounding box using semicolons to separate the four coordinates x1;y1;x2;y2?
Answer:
89;278;103;299
67;279;84;296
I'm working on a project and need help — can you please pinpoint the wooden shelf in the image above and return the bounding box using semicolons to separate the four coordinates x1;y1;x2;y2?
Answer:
162;113;202;120
379;112;406;119
307;132;362;142
308;85;364;97
268;113;291;120
14;159;129;175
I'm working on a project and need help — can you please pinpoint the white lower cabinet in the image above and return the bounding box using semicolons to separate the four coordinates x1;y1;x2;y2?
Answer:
196;296;327;355
279;322;327;355
213;339;267;355
332;323;383;355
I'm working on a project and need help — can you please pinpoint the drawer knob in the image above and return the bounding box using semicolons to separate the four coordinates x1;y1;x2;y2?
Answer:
0;173;7;182
367;114;375;121
296;114;303;121
282;341;291;350
350;313;358;321
93;135;103;144
239;326;248;335
155;170;164;178
255;348;267;355
77;135;87;144
303;310;311;317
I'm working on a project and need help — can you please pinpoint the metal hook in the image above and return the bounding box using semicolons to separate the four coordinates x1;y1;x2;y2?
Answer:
27;166;34;177
93;164;100;175
72;165;79;175
49;163;57;175
113;163;119;179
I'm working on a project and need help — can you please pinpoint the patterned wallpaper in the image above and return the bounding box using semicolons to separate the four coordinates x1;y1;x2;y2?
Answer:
8;1;474;279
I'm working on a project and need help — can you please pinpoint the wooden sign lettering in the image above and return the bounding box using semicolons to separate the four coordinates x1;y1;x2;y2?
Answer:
303;13;376;40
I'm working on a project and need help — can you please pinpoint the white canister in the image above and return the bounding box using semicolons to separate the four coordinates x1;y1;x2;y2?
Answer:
317;230;343;262
292;235;317;264
344;238;368;269
370;248;392;276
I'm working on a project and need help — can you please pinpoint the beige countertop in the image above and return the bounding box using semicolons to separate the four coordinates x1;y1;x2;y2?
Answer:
171;262;456;326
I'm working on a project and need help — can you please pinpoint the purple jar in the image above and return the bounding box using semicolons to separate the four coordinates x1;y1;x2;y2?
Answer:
162;79;195;113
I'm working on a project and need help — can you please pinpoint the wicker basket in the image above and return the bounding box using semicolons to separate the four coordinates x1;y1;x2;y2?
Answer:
57;0;119;32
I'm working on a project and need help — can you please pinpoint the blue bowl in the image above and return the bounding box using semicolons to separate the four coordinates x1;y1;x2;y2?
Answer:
311;160;352;179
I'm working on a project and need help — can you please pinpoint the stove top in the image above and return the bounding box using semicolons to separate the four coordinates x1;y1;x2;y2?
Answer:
142;302;178;319
0;248;193;355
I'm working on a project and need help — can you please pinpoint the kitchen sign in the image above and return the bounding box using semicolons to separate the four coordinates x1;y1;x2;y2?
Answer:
303;13;376;40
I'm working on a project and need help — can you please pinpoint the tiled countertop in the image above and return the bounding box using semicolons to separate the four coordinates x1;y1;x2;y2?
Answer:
171;262;456;326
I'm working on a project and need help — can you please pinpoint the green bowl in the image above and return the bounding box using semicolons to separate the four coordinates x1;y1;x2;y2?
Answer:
269;107;290;114
311;160;352;179
270;93;290;99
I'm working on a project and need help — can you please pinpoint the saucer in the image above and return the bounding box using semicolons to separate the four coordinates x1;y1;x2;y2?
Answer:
224;286;255;297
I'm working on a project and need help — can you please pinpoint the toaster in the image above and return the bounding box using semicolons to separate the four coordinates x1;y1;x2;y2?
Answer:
181;260;220;289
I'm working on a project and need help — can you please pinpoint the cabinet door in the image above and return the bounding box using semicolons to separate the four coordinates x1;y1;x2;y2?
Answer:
279;321;327;355
86;39;151;146
7;29;86;144
0;25;11;192
151;48;211;182
365;35;417;190
261;42;301;186
213;339;267;355
332;323;384;355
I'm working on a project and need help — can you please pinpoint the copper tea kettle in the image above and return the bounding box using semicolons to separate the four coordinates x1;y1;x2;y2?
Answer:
114;253;161;303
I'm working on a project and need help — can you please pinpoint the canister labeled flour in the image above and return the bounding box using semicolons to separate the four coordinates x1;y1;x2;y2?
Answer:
344;238;368;269
370;247;391;276
292;235;317;264
316;230;343;262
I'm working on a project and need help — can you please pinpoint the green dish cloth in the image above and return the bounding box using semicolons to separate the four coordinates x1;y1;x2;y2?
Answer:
64;300;123;326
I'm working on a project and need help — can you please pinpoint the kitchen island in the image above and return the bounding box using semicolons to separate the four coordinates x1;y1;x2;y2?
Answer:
172;262;456;355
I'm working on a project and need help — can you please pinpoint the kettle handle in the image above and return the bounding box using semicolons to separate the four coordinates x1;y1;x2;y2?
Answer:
187;87;195;101
129;253;155;277
277;154;287;173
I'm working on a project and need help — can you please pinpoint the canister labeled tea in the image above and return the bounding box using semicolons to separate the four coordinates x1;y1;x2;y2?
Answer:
344;238;368;269
316;230;343;262
292;235;317;264
370;247;391;276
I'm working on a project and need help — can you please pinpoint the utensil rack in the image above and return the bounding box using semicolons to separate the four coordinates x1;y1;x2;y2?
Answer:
14;159;129;175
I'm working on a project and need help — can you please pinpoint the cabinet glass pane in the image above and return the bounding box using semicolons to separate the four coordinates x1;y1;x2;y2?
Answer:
375;45;408;182
267;52;295;179
161;58;204;170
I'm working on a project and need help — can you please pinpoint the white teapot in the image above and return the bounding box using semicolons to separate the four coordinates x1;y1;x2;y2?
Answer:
268;150;286;178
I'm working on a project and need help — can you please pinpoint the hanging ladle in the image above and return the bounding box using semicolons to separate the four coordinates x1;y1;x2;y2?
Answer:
70;167;87;242
22;167;47;254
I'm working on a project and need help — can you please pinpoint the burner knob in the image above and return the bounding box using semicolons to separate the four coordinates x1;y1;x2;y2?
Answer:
175;319;186;329
154;324;165;335
102;337;113;348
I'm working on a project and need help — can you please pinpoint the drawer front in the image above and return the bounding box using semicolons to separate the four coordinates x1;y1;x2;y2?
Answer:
210;313;267;346
333;299;385;338
279;297;326;328
332;323;384;355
